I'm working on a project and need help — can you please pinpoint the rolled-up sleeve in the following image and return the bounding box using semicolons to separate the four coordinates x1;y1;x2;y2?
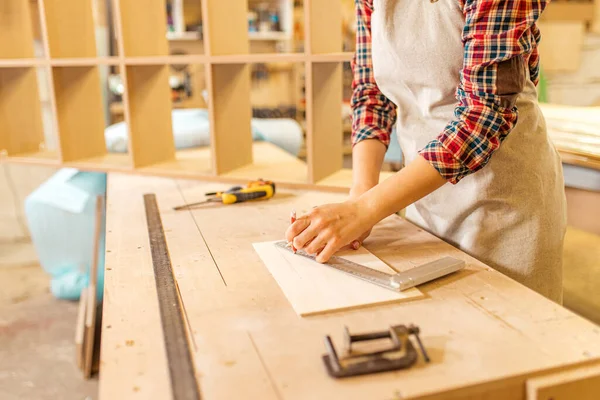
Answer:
351;0;397;148
419;0;548;184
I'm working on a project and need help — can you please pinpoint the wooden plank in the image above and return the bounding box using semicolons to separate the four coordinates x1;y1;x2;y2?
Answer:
202;0;249;56
117;0;168;57
538;22;586;72
526;364;600;400
99;176;172;400
42;0;97;57
83;195;104;379
541;3;595;23
125;65;176;167
0;68;45;156
253;241;423;316
52;66;106;162
0;0;36;58
75;286;88;370
102;174;600;399
306;62;343;182
207;64;253;174
305;0;342;54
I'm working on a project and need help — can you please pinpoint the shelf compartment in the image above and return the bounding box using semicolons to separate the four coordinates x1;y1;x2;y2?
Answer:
305;61;343;183
220;142;307;184
0;1;36;59
124;64;176;167
117;0;169;57
207;63;253;174
202;0;249;55
42;0;97;58
0;67;48;158
305;0;342;54
64;153;132;172
52;66;108;162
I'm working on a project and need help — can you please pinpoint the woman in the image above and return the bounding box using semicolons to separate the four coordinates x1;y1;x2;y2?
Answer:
286;0;566;302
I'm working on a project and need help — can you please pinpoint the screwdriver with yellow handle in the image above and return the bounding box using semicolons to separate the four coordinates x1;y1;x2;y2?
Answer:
173;181;275;211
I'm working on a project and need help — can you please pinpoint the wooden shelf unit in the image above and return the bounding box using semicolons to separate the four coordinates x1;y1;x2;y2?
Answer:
0;0;372;190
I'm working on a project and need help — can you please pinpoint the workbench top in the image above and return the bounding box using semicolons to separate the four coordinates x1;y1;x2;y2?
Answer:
99;174;600;400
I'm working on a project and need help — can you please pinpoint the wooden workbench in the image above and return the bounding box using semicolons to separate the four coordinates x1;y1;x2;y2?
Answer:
99;174;600;400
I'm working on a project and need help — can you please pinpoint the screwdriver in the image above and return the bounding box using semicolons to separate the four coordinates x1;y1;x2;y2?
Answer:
174;182;275;210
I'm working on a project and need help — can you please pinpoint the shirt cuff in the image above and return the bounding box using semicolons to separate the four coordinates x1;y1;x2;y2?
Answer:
351;125;391;148
419;139;472;184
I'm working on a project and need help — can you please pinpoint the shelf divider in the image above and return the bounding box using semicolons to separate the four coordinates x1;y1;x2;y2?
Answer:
305;61;343;183
124;65;176;168
0;68;45;156
0;1;36;59
117;0;169;57
52;66;107;162
207;63;253;174
42;0;97;58
305;0;342;54
202;0;249;55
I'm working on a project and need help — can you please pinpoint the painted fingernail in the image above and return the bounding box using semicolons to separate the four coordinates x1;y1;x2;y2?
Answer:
352;241;360;250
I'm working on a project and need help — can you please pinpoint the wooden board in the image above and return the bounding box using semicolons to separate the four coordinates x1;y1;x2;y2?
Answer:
305;62;343;183
253;241;423;316
526;364;600;400
52;66;106;162
0;68;45;156
42;0;97;58
101;174;600;400
538;22;586;72
202;0;249;56
125;65;176;167
117;0;168;57
0;0;36;59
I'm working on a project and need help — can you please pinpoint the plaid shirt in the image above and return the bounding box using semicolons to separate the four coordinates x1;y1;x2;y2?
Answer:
351;0;547;184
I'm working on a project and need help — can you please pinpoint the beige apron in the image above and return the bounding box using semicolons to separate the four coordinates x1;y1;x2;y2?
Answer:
370;0;567;302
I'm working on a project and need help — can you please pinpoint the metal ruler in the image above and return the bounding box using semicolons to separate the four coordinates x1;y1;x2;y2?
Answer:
274;240;465;292
144;194;201;400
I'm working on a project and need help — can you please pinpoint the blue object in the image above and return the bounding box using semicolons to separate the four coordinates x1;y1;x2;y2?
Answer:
384;128;403;164
25;169;106;301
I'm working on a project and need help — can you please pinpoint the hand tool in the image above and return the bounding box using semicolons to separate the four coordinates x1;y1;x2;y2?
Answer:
144;194;201;400
174;180;275;211
322;324;429;378
275;240;465;292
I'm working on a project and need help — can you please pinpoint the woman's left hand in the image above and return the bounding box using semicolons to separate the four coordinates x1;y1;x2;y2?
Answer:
285;201;376;263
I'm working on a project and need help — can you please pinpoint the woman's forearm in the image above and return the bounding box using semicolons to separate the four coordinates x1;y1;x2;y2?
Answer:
351;139;387;193
358;155;447;224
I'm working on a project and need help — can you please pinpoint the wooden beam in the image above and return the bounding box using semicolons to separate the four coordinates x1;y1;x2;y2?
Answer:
0;0;36;58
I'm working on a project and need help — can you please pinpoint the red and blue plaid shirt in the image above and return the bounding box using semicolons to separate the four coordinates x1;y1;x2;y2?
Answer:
351;0;548;184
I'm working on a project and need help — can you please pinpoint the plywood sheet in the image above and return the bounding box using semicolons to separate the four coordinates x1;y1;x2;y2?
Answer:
253;241;423;316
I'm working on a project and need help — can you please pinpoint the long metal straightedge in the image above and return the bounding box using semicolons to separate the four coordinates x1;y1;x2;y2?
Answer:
274;240;465;292
143;194;201;400
274;240;401;291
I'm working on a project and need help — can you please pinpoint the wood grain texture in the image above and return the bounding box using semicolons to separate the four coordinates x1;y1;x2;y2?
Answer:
306;62;343;182
207;64;253;174
117;0;168;57
52;66;106;162
101;174;600;399
526;364;600;400
125;65;176;167
99;176;172;400
202;0;249;56
0;0;36;58
0;68;45;156
305;0;342;54
253;241;423;316
43;0;97;57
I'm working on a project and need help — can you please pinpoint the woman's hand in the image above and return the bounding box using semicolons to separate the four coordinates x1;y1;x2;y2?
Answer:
285;200;377;263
